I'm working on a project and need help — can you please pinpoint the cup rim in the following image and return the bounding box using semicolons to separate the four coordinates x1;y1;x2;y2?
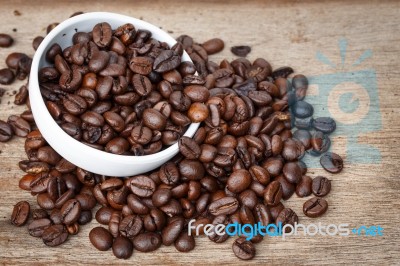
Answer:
29;12;199;172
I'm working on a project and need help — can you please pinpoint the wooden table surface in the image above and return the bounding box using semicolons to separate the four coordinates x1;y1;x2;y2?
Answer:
1;0;399;265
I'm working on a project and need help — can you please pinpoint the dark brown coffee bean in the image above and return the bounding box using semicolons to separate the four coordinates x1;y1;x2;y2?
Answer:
119;215;143;238
208;196;239;216
75;193;97;211
227;169;251;193
115;23;136;45
60;199;81;225
129;56;153;75
42;224;68;247
178;136;201;159
320;152;343;173
174;232;195;252
232;238;255;260
296;175;312;197
14;85;28;105
143;208;166;231
142;108;167;131
179;159;205;180
263;180;282;206
152;188;172;207
112;235;133;259
92;22;112;48
0;120;13;142
254;203;272;226
188;102;209;122
28;218;52;237
78;210;92;225
231;46;251;57
129;175;156;197
37;146;61;165
0;33;13;47
313;117;336;134
96;206;114;225
32;209;48;220
105;137;129;154
312;176;331;197
282;161;302;184
11;201;30;226
89;226;113;251
310;131;331;155
153;50;181;73
161;217;184;246
202;38;224;55
276;208;298;231
7;115;30;137
303;197;328;218
132;232;162;252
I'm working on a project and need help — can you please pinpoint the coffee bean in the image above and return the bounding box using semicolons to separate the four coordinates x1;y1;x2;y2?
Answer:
32;36;44;50
129;56;153;75
42;224;68;247
263;181;282;206
293;101;313;118
161;217;184;246
320;152;343;173
113;236;133;259
294;117;313;130
208;196;239;216
227;169;252;193
275;208;298;231
153;50;181;73
0;68;15;84
0;120;13;142
119;215;143;238
202;38;224;55
313;117;336;134
179;136;201;159
272;66;294;79
105;137;129;154
303;197;328;218
0;33;13;47
231;46;251;57
132;232;162;252
32;209;48;220
92;22;112;48
95;206;114;225
14;85;28;105
78;210;92;225
295;175;312;197
142;108;167;131
7;115;30;137
232;238;256;260
293;129;311;150
188;102;209;122
89;226;113;251
312;176;331;196
275;175;295;200
28;218;52;237
282;162;302;184
174;232;195;252
129;175;156;197
60;199;81;225
310;131;330;156
11;201;30;226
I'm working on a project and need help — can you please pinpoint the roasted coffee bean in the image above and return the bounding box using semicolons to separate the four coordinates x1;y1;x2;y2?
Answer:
143;208;166;231
178;136;201;159
131;125;152;145
313;117;336;134
275;175;295;200
254;203;272;226
174;232;195;252
28;218;52;237
178;159;205;180
282;162;302;184
7;115;30;137
129;175;156;197
78;210;93;225
275;208;298;231
42;224;68;247
293;129;311;150
312;176;331;196
295;175;312;197
292;74;308;100
227;169;252;193
294;116;313;130
113;236;133;259
66;223;79;235
37;146;61;165
269;203;284;222
75;193;97;210
161;217;184;246
303;197;328;218
202;38;224;55
208;196;239;216
263;181;282;206
272;66;293;79
153;50;181;73
105;137;129;154
232;238;256;260
119;215;143;238
0;120;13;142
60;199;81;225
320;152;343;173
96;206;114;225
231;46;251;57
133;232;162;252
152;188;172;207
109;211;122;238
142;108;167;131
293;101;313;118
89;226;113;251
92;22;112;48
11;201;30;226
310;131;331;155
0;33;13;47
0;68;15;84
14;85;29;105
188;102;209;122
37;193;55;210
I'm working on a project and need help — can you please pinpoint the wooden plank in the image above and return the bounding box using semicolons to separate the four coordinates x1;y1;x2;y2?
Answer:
0;0;399;265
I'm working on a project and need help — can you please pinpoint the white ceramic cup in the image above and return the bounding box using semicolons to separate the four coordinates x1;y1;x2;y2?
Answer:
29;12;199;177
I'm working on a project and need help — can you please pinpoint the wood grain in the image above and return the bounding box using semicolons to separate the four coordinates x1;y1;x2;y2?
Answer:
0;0;399;265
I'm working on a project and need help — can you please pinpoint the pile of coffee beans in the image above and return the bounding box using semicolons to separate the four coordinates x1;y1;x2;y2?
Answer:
3;12;344;261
